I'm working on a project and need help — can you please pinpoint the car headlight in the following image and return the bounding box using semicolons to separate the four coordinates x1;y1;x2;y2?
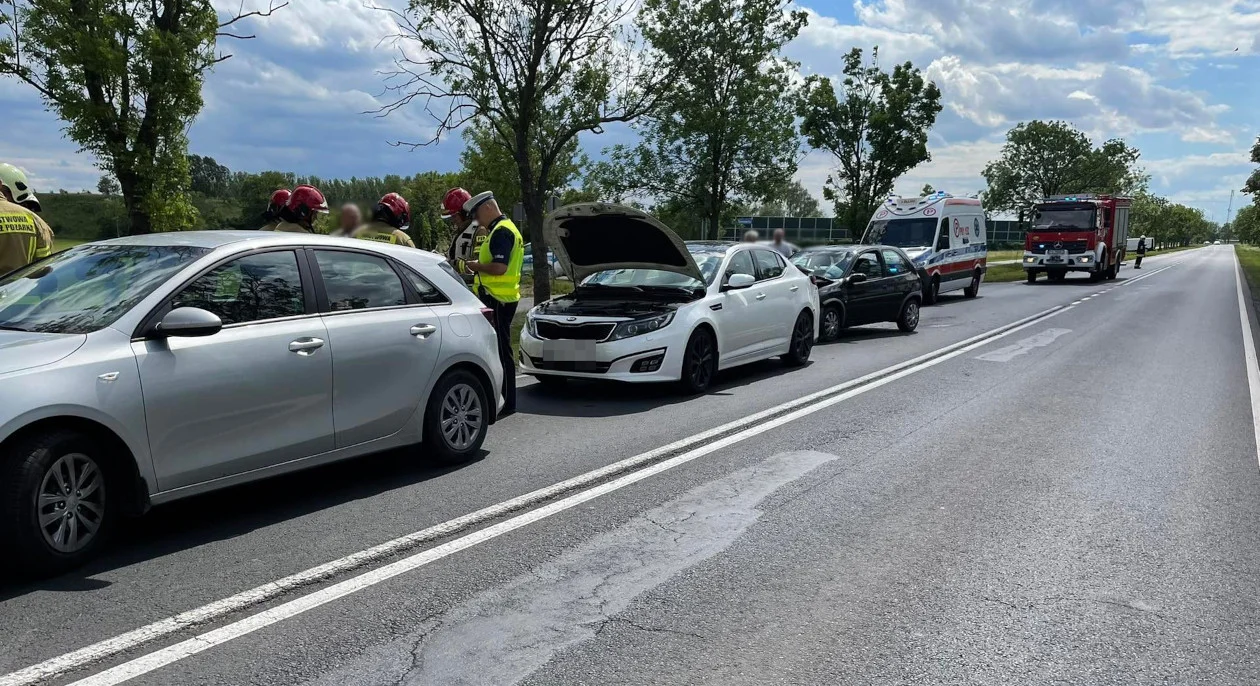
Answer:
607;312;675;341
1024;256;1036;263
525;311;539;338
1079;255;1092;263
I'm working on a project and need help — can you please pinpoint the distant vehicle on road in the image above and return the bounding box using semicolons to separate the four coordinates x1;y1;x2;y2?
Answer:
861;191;987;305
521;243;566;279
1024;194;1131;283
520;203;819;393
0;232;504;576
1215;240;1222;245
792;245;924;341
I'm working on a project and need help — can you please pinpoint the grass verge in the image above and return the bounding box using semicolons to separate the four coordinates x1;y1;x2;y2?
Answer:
53;238;86;253
1236;246;1260;320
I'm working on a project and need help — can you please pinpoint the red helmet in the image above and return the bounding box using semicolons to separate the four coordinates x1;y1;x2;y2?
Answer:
442;187;472;219
373;192;410;229
267;189;291;212
286;185;328;222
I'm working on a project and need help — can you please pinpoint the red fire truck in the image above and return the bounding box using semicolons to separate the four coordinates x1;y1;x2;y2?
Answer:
1023;194;1132;283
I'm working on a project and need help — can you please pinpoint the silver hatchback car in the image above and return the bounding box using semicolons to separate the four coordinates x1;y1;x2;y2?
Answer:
0;232;504;576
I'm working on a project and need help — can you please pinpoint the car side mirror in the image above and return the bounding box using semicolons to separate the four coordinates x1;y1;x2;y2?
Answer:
153;307;223;338
847;273;868;284
724;273;756;290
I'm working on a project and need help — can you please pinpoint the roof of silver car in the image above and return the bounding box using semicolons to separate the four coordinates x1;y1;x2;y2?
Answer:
91;231;441;262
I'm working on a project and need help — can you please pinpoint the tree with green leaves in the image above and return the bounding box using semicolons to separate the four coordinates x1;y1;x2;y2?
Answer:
1235;204;1260;244
751;179;824;217
589;0;806;239
1244;136;1260;203
459;121;588;230
96;175;120;197
188;155;232;197
797;47;942;235
920;184;935;196
0;0;285;233
981;120;1147;216
382;0;662;302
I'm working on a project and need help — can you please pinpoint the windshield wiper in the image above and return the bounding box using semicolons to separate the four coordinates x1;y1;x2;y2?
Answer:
0;324;29;332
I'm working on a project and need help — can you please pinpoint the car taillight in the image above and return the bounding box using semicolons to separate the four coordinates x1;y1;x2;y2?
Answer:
480;307;496;329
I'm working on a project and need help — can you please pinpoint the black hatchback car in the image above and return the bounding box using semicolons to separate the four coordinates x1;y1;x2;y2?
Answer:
791;245;924;341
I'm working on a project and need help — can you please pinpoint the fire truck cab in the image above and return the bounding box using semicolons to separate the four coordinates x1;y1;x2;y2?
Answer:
1023;194;1131;283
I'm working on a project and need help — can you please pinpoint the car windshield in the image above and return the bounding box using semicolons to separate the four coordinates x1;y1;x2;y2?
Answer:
0;244;210;334
792;250;854;280
862;218;938;248
1033;206;1096;230
581;248;722;289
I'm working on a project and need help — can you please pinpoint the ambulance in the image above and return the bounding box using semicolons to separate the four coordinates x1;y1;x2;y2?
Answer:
860;191;987;304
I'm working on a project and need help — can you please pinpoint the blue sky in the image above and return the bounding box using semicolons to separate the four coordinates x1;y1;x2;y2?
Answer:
2;0;1258;221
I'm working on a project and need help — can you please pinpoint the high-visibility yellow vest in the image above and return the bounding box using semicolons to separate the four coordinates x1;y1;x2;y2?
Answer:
475;216;523;303
353;221;416;248
0;199;42;274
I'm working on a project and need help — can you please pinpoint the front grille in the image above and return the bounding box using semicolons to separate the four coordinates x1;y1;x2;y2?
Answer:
534;320;615;341
1029;240;1089;254
528;356;612;373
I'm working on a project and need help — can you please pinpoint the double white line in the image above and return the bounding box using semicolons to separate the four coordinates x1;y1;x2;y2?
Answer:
1;299;1102;686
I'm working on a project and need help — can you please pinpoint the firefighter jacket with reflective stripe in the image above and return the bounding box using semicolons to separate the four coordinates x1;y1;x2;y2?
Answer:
352;221;416;248
0;199;51;274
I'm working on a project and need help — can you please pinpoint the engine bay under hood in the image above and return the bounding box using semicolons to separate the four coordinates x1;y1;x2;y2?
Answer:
532;296;679;318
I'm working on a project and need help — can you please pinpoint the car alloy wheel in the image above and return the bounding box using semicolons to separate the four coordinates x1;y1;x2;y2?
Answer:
684;331;715;391
37;452;105;554
439;382;483;452
792;313;814;359
821;306;841;341
899;300;920;332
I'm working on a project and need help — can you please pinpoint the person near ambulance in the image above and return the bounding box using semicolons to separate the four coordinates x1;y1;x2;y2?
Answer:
352;193;416;247
464;191;524;416
274;185;328;233
0;163;54;275
1134;236;1147;269
260;189;291;231
442;187;483;282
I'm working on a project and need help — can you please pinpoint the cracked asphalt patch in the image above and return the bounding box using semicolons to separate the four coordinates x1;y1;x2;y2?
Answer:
297;450;835;686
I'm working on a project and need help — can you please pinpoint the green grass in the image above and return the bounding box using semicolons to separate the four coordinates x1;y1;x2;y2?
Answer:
1236;246;1260;319
53;238;86;253
519;277;574;301
985;262;1028;283
987;249;1023;262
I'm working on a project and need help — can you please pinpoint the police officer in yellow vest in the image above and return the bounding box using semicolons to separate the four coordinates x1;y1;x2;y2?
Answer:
0;163;53;275
352;193;416;247
464;191;524;415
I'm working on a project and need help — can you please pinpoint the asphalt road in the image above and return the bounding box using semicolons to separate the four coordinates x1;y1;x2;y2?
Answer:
3;246;1258;685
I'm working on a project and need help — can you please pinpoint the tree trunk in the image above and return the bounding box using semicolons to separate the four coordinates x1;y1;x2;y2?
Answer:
116;171;152;235
524;193;550;303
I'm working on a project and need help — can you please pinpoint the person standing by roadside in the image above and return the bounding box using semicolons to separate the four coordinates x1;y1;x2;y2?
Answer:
274;185;328;234
770;228;794;258
7;167;56;253
743;230;759;243
464;191;524;416
0;163;53;274
1134;236;1147;269
442;187;482;280
332;203;362;237
352;193;416;247
259;189;291;231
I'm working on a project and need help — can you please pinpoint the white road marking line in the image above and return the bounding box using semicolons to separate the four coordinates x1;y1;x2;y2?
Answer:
59;305;1076;686
0;305;1071;686
1233;254;1260;471
975;328;1072;362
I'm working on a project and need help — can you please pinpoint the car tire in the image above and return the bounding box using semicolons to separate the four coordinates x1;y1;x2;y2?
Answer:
782;311;814;367
0;430;115;578
678;328;717;394
423;369;489;466
534;375;567;390
820;304;842;342
897;299;921;333
1106;261;1118;279
924;276;939;305
1026;270;1037;284
963;270;982;298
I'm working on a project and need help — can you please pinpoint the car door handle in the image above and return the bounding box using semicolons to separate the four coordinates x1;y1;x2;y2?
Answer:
410;324;438;338
289;337;325;355
789;285;800;292
755;293;767;300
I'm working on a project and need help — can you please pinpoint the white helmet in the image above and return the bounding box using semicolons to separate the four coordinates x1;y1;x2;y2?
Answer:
0;163;36;207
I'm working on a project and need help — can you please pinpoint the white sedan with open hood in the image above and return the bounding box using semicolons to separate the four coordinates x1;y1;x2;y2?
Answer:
519;204;819;393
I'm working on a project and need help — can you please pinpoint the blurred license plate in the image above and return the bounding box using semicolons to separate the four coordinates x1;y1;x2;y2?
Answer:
543;340;596;362
1047;249;1067;256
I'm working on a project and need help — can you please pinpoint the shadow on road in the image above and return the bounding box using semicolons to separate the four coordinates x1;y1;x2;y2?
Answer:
0;448;486;597
519;358;814;419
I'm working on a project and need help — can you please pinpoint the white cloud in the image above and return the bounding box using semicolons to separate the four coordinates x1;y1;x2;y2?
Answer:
1140;0;1260;57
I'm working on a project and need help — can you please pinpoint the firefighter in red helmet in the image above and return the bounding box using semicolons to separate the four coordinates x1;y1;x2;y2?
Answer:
259;189;291;231
352;192;416;247
442;187;483;280
275;185;328;233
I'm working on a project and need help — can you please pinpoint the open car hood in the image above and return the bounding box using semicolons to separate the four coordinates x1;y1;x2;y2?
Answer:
544;203;705;284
